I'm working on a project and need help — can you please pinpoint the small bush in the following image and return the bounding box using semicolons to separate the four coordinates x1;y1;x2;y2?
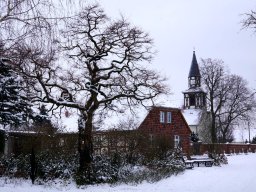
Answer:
209;153;228;166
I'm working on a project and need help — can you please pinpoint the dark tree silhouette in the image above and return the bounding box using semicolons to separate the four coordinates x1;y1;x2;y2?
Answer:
10;4;169;180
30;148;37;184
200;58;256;143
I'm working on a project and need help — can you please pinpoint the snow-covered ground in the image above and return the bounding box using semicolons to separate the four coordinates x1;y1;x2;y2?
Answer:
1;153;256;192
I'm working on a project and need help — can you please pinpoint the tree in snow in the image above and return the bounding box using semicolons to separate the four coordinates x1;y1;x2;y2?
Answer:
199;59;226;143
242;10;256;33
10;4;169;178
200;58;256;143
0;0;57;50
242;9;256;94
0;58;33;128
216;75;256;143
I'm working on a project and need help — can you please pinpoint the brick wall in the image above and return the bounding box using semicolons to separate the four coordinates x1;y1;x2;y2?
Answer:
199;143;256;154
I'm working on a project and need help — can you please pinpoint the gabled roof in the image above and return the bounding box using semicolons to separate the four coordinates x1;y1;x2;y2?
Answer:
188;51;200;77
138;105;192;133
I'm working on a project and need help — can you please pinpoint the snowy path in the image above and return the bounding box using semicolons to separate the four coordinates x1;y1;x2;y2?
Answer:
1;153;256;192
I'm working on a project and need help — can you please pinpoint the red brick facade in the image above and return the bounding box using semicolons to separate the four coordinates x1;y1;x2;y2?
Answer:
138;106;192;153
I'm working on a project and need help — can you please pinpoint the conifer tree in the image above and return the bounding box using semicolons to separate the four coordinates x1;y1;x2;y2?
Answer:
0;58;32;128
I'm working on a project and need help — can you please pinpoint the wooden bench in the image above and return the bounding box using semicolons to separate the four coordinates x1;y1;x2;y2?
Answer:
183;156;194;169
192;158;214;167
183;156;214;168
185;160;195;169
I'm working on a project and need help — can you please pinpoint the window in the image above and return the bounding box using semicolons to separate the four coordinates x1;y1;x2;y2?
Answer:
59;138;65;147
167;112;172;123
174;135;180;148
149;134;154;142
149;134;154;145
196;96;200;107
160;111;165;123
189;95;195;106
189;77;196;87
185;98;189;107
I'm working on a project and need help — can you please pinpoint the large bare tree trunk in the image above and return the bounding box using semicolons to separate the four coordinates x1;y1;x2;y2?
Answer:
77;112;94;181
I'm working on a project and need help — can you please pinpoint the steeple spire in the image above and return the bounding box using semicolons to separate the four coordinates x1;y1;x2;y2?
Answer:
183;51;206;109
188;51;200;78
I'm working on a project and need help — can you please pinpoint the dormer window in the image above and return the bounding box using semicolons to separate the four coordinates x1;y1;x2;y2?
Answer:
167;112;172;123
160;111;165;123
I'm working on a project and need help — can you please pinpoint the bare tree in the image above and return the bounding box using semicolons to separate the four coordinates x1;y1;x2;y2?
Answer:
242;9;256;94
10;4;168;176
200;58;227;143
0;0;56;48
242;10;256;32
0;1;90;132
112;116;140;131
200;58;256;143
216;75;256;142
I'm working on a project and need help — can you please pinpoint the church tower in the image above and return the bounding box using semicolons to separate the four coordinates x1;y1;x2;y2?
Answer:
183;51;206;109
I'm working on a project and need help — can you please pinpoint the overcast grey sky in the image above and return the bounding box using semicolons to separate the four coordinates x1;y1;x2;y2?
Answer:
96;0;256;107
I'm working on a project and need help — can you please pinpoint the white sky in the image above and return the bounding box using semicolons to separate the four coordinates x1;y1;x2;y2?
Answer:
96;0;256;107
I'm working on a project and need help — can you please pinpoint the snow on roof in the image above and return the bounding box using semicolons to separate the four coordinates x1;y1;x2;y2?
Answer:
182;87;205;94
182;109;201;126
7;130;38;134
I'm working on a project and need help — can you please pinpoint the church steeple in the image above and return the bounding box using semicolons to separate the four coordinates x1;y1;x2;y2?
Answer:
183;51;206;109
189;51;200;78
188;51;201;88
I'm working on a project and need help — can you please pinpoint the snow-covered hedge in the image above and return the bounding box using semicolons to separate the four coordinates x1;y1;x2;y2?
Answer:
0;149;185;185
0;151;78;183
36;151;78;181
75;149;185;185
117;151;185;184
